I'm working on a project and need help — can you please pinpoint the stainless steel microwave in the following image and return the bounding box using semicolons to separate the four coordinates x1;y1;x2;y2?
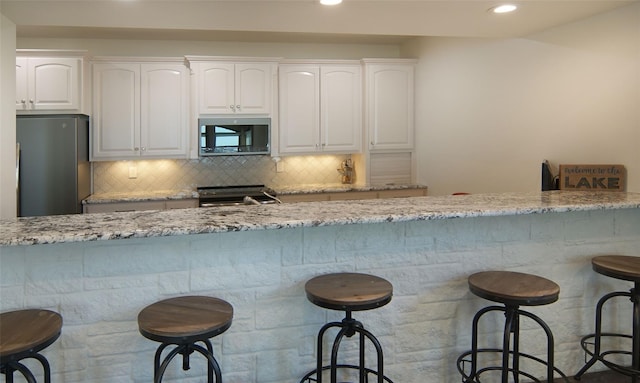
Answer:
199;117;270;156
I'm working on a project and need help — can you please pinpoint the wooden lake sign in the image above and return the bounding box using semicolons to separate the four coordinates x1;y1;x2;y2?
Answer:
559;164;626;191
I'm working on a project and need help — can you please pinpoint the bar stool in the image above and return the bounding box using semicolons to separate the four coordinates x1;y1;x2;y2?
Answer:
456;271;569;383
138;295;233;383
575;255;640;381
299;272;394;383
0;309;63;383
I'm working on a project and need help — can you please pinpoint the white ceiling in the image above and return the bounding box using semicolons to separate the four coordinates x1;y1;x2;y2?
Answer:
2;0;638;44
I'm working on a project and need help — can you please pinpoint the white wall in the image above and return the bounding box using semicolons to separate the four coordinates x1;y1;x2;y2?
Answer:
406;3;640;196
16;37;401;60
0;13;16;219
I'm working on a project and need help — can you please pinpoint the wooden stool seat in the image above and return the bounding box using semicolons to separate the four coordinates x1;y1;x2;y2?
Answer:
138;296;233;344
0;309;62;360
592;255;640;282
468;270;560;306
305;272;393;311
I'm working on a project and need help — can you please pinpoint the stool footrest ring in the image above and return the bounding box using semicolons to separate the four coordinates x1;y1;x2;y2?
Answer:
579;333;640;378
457;348;570;383
299;364;394;383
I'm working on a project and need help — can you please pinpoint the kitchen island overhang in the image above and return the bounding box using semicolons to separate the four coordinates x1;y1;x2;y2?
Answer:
2;191;640;246
1;191;640;382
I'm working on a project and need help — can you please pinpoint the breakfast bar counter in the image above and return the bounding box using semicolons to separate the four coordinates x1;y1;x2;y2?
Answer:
2;191;640;246
2;191;640;382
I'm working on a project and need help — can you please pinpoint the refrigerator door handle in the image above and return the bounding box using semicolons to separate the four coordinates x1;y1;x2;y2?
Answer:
16;142;20;216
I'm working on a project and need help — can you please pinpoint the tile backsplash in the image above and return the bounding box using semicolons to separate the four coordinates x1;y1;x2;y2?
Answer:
92;155;351;193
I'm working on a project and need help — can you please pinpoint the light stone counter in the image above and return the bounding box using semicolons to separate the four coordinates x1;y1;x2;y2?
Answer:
272;183;428;195
2;190;640;246
83;189;198;204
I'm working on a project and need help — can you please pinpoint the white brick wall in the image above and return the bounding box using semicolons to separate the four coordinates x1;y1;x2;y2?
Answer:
2;208;640;382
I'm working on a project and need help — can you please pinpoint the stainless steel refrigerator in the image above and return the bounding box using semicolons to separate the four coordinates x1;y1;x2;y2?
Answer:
16;115;90;217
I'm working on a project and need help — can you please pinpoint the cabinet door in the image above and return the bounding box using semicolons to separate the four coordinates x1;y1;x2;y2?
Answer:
92;63;140;159
140;64;189;157
16;58;28;110
235;63;272;114
321;66;362;152
198;62;235;114
278;65;320;153
367;64;414;150
28;58;80;110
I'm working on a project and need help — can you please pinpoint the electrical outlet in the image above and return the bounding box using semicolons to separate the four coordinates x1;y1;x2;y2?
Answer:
276;161;285;173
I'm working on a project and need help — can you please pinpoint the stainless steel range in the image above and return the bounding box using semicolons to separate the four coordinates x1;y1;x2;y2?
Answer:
197;185;280;207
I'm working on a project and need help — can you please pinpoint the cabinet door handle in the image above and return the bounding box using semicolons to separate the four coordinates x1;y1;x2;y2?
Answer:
236;104;241;111
29;99;34;104
134;147;140;151
141;147;146;151
230;105;235;111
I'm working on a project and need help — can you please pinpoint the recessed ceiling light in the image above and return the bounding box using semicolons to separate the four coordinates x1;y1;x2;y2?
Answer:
320;0;342;5
490;4;518;14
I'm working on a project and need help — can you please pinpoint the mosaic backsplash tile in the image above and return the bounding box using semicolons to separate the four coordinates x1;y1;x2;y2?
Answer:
92;155;352;193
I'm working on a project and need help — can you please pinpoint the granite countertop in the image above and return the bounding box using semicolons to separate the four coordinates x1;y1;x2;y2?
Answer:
3;191;640;246
272;183;427;195
83;184;426;204
83;190;199;204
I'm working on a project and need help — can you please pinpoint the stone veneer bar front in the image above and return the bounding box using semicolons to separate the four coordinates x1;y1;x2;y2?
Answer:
1;191;640;382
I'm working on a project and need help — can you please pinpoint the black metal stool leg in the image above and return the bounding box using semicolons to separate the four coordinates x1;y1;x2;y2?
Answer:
330;325;349;383
5;361;37;383
301;312;393;383
29;354;52;383
502;308;518;383
502;307;519;383
518;308;558;383
314;320;341;383
632;283;640;383
359;330;366;383
467;305;503;382
191;342;222;383
575;290;633;379
201;339;216;383
154;343;170;383
155;344;185;383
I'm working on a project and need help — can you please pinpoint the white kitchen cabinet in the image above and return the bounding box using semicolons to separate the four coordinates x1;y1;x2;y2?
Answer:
278;63;361;154
190;60;274;115
364;60;415;151
16;56;82;112
91;59;189;160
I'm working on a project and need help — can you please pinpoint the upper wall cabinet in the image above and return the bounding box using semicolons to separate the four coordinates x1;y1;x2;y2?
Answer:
16;52;84;113
91;58;189;160
363;59;416;151
186;57;278;115
278;62;362;155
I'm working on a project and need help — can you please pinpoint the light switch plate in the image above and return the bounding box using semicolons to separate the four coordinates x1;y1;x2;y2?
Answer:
128;166;137;179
